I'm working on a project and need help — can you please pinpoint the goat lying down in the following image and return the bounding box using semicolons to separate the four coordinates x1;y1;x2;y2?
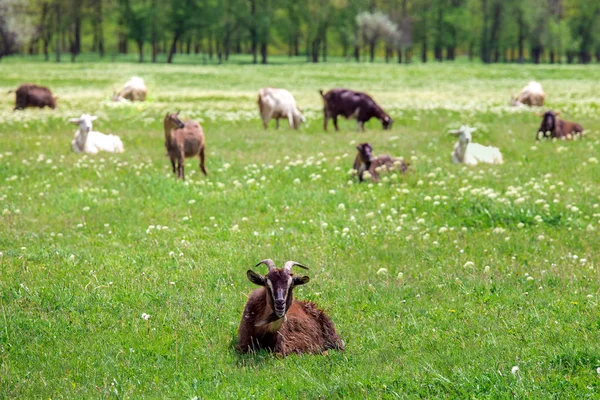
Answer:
71;114;124;154
353;142;409;183
449;125;503;166
536;110;583;140
236;259;344;356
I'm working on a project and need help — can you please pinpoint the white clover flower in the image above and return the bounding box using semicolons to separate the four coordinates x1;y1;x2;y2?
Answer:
484;265;490;274
329;190;336;195
537;235;545;241
188;199;196;205
376;268;388;276
424;196;432;201
463;261;475;268
417;218;425;224
338;203;346;210
366;212;375;218
362;171;371;180
2;209;10;215
397;272;404;280
511;366;519;374
141;313;151;321
493;227;505;234
293;178;301;184
169;251;175;257
517;222;524;228
527;276;534;281
321;222;328;228
514;197;525;205
230;224;240;232
253;231;259;236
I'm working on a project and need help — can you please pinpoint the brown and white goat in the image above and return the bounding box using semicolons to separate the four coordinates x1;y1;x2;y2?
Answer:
163;111;207;180
236;259;344;356
536;110;583;141
353;142;409;183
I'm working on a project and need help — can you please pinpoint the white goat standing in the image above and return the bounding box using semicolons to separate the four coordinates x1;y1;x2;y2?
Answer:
71;114;124;154
449;125;503;166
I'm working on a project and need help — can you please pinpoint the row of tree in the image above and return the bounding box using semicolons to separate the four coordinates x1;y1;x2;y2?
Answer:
1;0;600;64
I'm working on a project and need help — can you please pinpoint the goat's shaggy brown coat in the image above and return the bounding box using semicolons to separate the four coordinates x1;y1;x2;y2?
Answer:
236;286;344;355
12;84;57;110
537;111;583;140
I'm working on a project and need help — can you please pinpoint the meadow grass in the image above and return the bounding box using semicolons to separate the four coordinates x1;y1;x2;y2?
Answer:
0;58;599;398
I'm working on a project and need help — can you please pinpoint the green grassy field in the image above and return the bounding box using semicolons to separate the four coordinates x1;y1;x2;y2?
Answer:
1;58;599;398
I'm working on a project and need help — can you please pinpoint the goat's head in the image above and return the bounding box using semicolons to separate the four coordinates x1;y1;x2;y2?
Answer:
69;114;97;132
164;111;185;129
382;115;393;130
449;125;476;145
539;110;559;132
356;142;374;164
247;259;310;320
293;111;306;129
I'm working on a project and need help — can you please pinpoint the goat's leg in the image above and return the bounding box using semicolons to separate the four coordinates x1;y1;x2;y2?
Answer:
323;109;329;131
275;118;280;129
288;113;294;129
177;153;185;180
170;156;176;174
199;147;207;176
357;121;364;132
333;116;339;131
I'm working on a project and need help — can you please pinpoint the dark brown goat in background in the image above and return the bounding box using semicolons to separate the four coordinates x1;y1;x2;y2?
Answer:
163;112;207;180
353;142;409;183
11;84;57;110
236;259;344;356
536;111;583;140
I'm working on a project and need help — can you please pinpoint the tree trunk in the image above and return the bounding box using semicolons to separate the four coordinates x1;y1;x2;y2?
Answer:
369;41;375;62
260;40;267;64
55;2;61;62
137;40;143;63
167;32;180;64
322;29;327;62
397;48;402;63
480;0;489;63
446;47;455;60
517;12;524;63
249;0;257;64
550;50;555;64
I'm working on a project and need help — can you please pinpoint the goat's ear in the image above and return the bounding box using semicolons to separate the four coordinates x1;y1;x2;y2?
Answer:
535;112;543;116
90;116;98;121
69;118;80;124
448;130;459;135
176;110;181;116
247;270;266;286
293;275;310;286
555;111;562;116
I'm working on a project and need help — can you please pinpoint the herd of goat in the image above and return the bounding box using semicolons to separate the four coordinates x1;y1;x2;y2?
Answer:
6;77;586;356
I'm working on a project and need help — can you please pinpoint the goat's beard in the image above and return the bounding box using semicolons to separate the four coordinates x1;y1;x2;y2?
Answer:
255;312;287;327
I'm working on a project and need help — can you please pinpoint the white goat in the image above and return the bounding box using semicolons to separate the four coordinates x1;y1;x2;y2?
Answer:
510;81;545;107
70;114;124;154
257;87;306;129
113;76;147;102
449;125;503;166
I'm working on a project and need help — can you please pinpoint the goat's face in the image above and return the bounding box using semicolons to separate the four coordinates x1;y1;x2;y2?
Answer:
293;112;306;129
541;111;558;132
356;143;374;163
382;115;393;130
164;112;185;129
449;125;476;145
247;260;310;319
70;114;97;132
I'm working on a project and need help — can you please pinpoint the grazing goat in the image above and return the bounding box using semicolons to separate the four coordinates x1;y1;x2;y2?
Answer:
353;142;409;183
70;114;124;154
113;77;147;102
320;88;392;132
236;259;344;356
449;125;503;166
163;111;207;180
257;87;305;129
11;84;57;110
536;110;583;141
510;81;545;107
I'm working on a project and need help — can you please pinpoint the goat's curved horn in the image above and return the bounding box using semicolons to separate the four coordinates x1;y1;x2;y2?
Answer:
255;259;276;272
283;261;308;272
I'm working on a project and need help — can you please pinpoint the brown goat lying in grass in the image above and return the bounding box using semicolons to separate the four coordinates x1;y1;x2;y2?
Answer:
236;259;344;356
353;142;409;183
163;112;207;180
536;110;583;140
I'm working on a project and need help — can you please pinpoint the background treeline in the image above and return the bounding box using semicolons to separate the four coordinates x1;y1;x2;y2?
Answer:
1;0;599;64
